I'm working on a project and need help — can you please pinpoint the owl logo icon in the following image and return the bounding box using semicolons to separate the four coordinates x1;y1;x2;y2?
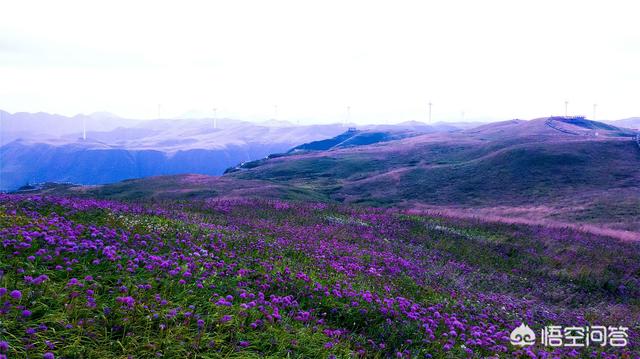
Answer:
510;324;536;346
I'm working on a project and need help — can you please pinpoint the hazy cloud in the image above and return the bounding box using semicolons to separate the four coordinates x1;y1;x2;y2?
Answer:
1;0;639;123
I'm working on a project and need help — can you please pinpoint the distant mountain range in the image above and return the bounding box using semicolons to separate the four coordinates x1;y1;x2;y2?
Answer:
0;110;478;190
226;117;638;205
35;116;639;232
608;117;640;129
0;110;136;145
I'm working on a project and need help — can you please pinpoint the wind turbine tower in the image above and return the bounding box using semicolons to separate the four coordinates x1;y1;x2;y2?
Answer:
593;104;597;121
564;100;568;117
428;101;432;123
213;108;217;129
82;117;86;141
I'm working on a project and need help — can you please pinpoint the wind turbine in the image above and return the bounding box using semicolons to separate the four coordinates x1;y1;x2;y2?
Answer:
564;100;568;117
428;101;432;123
82;117;86;141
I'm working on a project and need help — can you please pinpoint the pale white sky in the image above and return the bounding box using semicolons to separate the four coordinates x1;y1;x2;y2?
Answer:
1;0;639;124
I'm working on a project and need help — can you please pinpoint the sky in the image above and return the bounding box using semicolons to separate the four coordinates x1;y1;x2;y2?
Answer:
1;0;639;124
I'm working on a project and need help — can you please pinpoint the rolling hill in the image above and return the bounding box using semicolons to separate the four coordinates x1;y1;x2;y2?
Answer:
609;117;640;130
24;117;640;234
1;110;477;191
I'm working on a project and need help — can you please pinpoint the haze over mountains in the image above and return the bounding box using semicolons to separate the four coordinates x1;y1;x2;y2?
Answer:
0;110;476;190
21;115;640;234
610;117;640;130
220;117;640;232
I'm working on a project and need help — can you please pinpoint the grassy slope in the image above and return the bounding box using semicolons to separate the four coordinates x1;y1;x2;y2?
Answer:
231;136;639;205
22;119;640;232
0;195;638;357
30;175;329;203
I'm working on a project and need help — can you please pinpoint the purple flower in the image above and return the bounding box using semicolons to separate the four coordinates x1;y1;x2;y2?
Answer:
9;290;22;300
0;341;8;352
215;298;232;306
22;309;32;317
220;315;232;323
43;353;55;359
238;341;250;348
116;296;135;309
33;275;49;285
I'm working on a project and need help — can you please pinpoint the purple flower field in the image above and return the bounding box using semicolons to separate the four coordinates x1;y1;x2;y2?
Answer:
0;194;638;358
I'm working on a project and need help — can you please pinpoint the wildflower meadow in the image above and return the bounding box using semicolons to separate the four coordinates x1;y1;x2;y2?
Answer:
0;195;637;358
